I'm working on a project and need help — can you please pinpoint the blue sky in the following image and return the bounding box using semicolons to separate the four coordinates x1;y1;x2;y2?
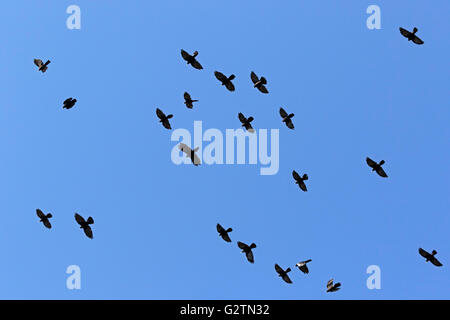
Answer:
0;1;448;299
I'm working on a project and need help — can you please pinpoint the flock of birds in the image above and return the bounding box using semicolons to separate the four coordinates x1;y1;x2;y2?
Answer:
31;26;442;294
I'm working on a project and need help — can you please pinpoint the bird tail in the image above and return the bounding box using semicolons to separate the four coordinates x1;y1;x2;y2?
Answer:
432;250;437;255
87;217;94;225
302;174;308;180
193;51;198;57
46;213;53;218
379;160;385;165
305;259;312;263
167;114;173;119
260;77;267;85
226;228;233;233
286;267;291;273
229;74;236;80
413;27;418;33
250;243;256;249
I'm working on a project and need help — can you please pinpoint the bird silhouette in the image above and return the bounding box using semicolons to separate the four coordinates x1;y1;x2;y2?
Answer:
180;49;203;69
250;71;268;94
178;143;201;166
275;264;293;284
216;224;232;242
399;27;424;45
295;259;312;274
292;170;308;192
74;213;94;239
156;108;173;130
63;98;77;110
237;241;256;263
419;248;443;267
36;209;52;229
183;92;198;109
238;112;255;133
326;279;341;292
34;59;50;73
366;157;388;178
215;71;236;92
279;107;294;129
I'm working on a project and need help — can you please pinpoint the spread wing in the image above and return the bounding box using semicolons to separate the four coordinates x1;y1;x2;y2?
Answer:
178;143;192;155
285;118;294;129
366;157;377;168
430;257;443;267
299;180;307;192
83;226;93;239
225;82;235;92
274;264;283;275
215;71;227;82
238;113;246;123
413;36;424;45
299;264;309;274
282;274;293;284
245;250;255;263
74;213;86;226
419;248;430;259
221;232;231;242
180;49;191;61
250;71;259;84
34;59;43;67
279;108;288;118
327;279;334;290
36;209;45;219
399;27;411;38
162;119;172;130
192;153;201;166
42;219;52;229
191;59;203;70
184;92;191;101
156;108;166;120
237;241;248;250
216;223;225;233
376;167;388;178
292;170;301;181
257;85;268;94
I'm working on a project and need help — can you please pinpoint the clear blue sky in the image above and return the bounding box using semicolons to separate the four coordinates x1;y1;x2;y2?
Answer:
0;1;448;299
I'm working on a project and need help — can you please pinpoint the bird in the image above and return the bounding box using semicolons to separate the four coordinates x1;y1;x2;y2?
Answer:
326;279;341;292
295;259;312;274
250;71;268;94
419;248;443;267
237;241;257;263
74;213;94;239
180;49;203;70
292;170;308;192
216;224;232;242
156;108;173;130
366;157;388;178
399;27;424;45
275;264;293;284
238;112;255;133
34;59;51;73
178;143;201;166
63;98;77;110
214;71;236;92
183;92;198;109
279;107;294;129
36;209;52;229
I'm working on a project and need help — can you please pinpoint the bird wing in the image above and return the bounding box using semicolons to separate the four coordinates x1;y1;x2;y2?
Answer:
178;143;192;155
42;219;52;229
238;113;247;123
215;71;227;82
74;213;86;225
366;157;377;168
237;241;248;250
376;167;388;178
180;49;191;61
327;279;334;289
282;274;293;284
184;92;191;101
300;265;309;274
250;71;259;84
274;264;283;275
419;248;430;259
299;181;308;192
83;226;93;239
216;223;225;233
413;36;424;45
36;209;45;219
399;27;411;38
279;108;288;118
162;119;172;130
225;82;235;92
191;59;203;70
221;233;232;243
292;170;301;181
285;118;294;129
245;250;255;263
431;257;443;267
257;85;269;94
192;153;201;166
156;108;166;120
34;59;43;67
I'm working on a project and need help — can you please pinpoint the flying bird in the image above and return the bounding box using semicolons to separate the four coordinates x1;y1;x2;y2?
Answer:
250;71;268;94
74;213;94;239
419;248;443;267
215;71;236;92
275;264;293;284
34;59;50;73
183;92;198;109
399;27;424;45
279;107;294;129
180;49;203;70
178;143;201;166
366;157;388;178
156;108;173;130
216;224;232;242
63;98;77;110
238;112;255;133
295;259;312;274
36;209;52;229
326;279;341;292
237;241;256;263
292;170;308;192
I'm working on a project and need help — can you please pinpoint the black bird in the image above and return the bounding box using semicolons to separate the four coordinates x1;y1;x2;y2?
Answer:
216;224;232;242
237;241;256;263
34;59;50;73
292;170;308;192
74;213;94;239
238;112;255;133
215;71;236;92
183;92;198;109
156;108;173;130
419;248;443;267
250;71;268;94
36;209;52;229
180;49;203;70
279;107;294;129
366;157;388;178
63;98;77;110
326;279;341;292
295;259;312;274
275;264;293;284
399;27;424;45
178;143;201;166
